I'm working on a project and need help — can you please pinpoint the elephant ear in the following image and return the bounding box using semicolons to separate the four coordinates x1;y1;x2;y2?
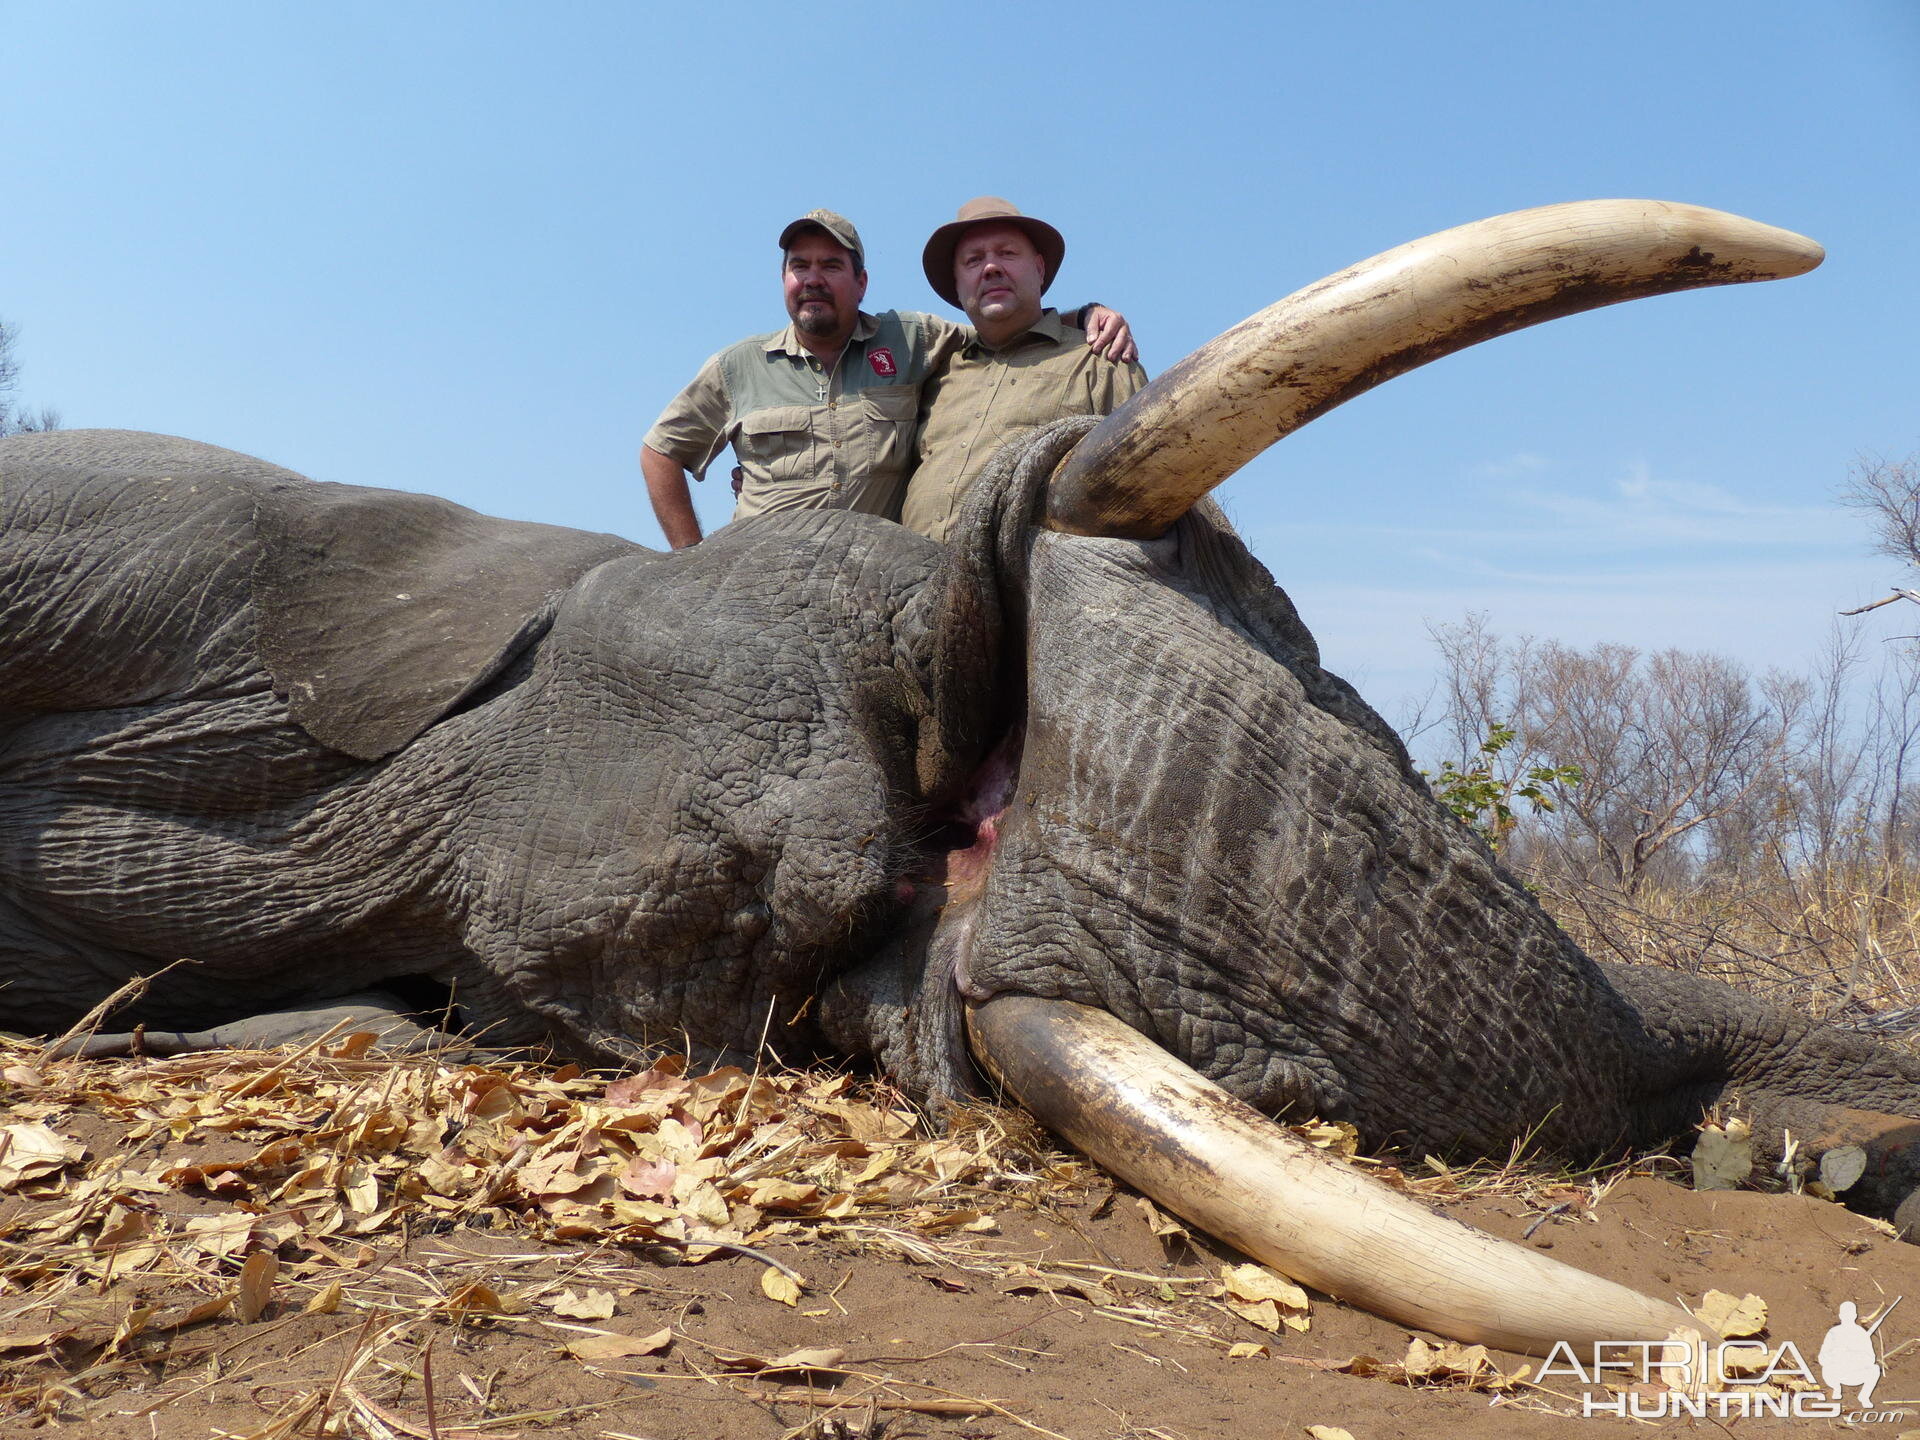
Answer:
253;482;638;760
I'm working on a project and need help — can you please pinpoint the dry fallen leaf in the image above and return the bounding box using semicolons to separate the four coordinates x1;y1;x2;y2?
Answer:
305;1281;344;1315
1698;1289;1768;1339
0;1034;1117;1363
760;1266;803;1306
1227;1298;1281;1332
0;1121;85;1190
107;1304;155;1353
1222;1263;1310;1331
756;1346;848;1375
237;1249;278;1322
1136;1196;1188;1241
1227;1341;1269;1359
150;1294;233;1333
565;1327;673;1361
546;1287;617;1320
1820;1145;1868;1194
1717;1342;1781;1377
180;1212;255;1260
1222;1262;1309;1307
1692;1119;1754;1191
618;1157;677;1200
438;1281;507;1318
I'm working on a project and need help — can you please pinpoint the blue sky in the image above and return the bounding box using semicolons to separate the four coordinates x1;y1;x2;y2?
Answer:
4;1;1915;721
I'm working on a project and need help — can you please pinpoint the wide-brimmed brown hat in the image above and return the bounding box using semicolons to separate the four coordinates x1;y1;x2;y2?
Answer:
921;197;1065;307
777;209;865;271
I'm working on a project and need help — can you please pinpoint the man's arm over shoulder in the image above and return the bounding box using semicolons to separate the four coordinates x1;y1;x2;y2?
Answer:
894;305;1136;367
1077;305;1138;365
886;309;973;377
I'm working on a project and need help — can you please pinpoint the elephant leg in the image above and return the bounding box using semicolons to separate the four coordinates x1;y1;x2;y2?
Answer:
46;991;485;1060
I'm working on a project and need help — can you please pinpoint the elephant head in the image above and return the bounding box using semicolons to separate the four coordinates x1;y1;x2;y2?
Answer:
844;201;1862;1354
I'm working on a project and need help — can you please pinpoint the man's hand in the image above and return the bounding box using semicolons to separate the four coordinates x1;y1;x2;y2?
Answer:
640;444;705;549
1081;304;1138;364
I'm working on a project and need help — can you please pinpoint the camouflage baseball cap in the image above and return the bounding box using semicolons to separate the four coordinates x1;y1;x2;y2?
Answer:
777;209;864;271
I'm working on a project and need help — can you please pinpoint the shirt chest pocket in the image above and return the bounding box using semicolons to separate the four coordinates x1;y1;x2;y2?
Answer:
859;384;919;479
732;406;816;484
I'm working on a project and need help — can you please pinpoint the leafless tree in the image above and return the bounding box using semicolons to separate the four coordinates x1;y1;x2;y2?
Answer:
0;318;60;437
1779;628;1867;873
1845;455;1920;573
1425;613;1545;776
1517;643;1793;892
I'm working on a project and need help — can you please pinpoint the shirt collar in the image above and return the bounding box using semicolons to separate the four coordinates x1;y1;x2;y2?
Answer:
764;309;881;358
968;307;1070;354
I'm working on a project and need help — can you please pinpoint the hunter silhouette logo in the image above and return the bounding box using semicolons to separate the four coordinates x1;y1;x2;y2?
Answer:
1542;1295;1912;1421
1820;1298;1898;1407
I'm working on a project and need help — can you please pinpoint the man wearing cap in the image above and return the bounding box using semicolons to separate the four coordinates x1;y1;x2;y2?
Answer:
640;209;1132;549
901;198;1148;545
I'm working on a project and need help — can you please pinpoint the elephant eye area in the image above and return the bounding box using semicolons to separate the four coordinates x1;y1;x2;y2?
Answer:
909;733;1023;908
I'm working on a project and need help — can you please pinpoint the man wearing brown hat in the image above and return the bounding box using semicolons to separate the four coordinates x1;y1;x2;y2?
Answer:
900;199;1148;544
640;208;1132;548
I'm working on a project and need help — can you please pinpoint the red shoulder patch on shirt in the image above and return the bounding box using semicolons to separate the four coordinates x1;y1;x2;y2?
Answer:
868;348;897;377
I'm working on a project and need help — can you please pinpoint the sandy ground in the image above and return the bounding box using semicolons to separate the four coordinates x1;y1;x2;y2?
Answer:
6;1044;1920;1440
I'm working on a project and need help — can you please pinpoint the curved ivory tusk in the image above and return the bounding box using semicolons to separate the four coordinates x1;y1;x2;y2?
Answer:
966;993;1704;1356
1045;199;1823;538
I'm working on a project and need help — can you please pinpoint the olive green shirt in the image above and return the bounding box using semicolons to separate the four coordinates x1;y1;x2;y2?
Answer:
644;310;966;522
901;309;1147;543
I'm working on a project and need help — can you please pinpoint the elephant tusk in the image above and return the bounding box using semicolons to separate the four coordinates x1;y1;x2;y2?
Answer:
1044;199;1823;539
965;993;1704;1357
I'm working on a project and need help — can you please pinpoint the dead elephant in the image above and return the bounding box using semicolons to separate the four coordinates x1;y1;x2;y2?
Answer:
3;200;1907;1355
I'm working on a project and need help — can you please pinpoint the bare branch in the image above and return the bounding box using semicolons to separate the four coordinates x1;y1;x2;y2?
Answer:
1841;590;1920;616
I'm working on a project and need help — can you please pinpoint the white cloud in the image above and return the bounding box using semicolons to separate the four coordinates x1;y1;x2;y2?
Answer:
1502;462;1855;548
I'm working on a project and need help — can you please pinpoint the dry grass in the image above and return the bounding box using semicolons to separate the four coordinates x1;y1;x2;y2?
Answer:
1531;859;1920;1022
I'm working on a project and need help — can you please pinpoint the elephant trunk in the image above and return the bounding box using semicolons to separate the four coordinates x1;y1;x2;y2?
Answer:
1044;200;1823;539
965;994;1704;1357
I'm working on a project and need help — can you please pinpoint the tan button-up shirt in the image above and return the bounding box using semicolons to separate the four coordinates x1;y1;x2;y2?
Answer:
644;310;965;522
901;310;1147;543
